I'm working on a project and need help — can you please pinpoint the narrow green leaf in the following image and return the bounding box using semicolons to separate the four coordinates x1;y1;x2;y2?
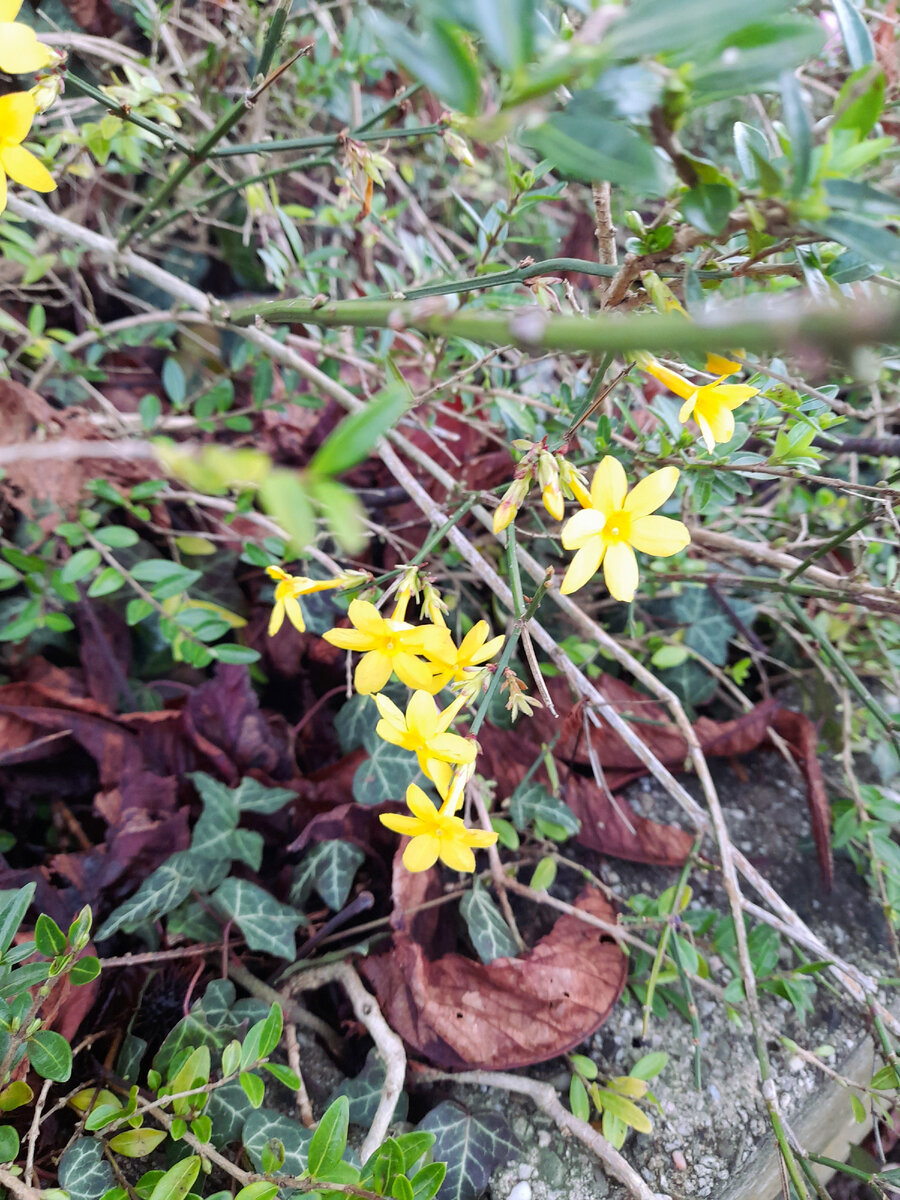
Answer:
147;1156;201;1200
308;1096;349;1176
310;382;411;479
779;71;811;195
569;1075;591;1122
108;1129;167;1158
832;0;874;68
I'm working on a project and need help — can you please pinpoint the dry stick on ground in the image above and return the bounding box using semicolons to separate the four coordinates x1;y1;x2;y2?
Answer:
414;1066;666;1200
0;1168;41;1200
284;961;406;1163
283;1021;315;1128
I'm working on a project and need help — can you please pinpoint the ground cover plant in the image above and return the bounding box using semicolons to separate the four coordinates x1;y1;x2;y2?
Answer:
0;0;899;1197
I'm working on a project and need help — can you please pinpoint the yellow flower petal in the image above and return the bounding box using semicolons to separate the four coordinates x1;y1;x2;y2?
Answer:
435;691;468;735
696;410;717;453
429;732;477;763
698;401;735;445
0;91;35;145
403;834;441;872
590;456;627;515
603;541;639;603
0;3;24;23
354;650;392;694
265;565;289;583
630;515;691;557
0;24;54;74
560;540;604;595
678;394;697;423
624;466;680;517
405;783;438;821
347;599;385;636
373;692;404;726
322;627;373;651
428;759;454;799
439;840;476;872
465;828;499;848
561;508;605;550
643;360;695;400
469;633;504;666
456;621;486;663
375;718;412;750
417;624;456;662
268;601;285;637
0;169;7;216
406;690;439;740
284;595;306;633
380;813;424;836
393;652;439;692
711;383;758;410
705;353;743;375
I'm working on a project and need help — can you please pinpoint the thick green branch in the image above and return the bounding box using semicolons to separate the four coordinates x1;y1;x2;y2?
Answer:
224;292;900;357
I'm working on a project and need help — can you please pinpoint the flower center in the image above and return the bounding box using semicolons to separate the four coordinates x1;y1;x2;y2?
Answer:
602;509;632;543
385;638;396;652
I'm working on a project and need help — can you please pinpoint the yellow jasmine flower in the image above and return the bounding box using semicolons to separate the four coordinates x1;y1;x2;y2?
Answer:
430;620;505;690
560;456;690;602
0;92;55;214
643;359;758;453
0;2;55;75
266;565;349;636
323;599;453;694
379;778;496;873
373;689;476;781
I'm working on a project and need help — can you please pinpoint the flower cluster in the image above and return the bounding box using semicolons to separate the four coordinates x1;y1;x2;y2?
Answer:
269;565;503;873
0;2;61;214
494;439;590;532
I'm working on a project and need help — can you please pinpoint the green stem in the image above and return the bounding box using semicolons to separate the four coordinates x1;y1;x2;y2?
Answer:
783;596;900;748
668;931;703;1091
116;0;293;247
209;122;444;158
224;292;900;358
784;509;876;582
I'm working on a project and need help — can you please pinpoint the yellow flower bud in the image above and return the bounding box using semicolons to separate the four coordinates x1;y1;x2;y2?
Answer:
492;475;530;535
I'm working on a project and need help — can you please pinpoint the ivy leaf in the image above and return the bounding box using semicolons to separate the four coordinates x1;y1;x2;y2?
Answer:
206;1080;249;1147
96;851;215;939
353;741;424;805
291;841;366;912
210;878;302;960
417;1102;518;1200
328;1049;409;1130
58;1138;114;1200
670;586;756;667
231;777;296;815
335;693;380;754
509;784;580;839
460;882;520;964
242;1109;312;1174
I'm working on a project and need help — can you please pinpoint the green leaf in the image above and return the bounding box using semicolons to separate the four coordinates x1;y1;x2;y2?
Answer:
212;644;261;664
680;183;735;235
108;1129;168;1158
353;740;424;805
529;856;557;892
811;216;900;268
96;851;213;940
391;1177;414;1200
832;67;884;138
509;784;580;838
258;470;315;556
733;122;771;186
464;0;534;70
239;1071;265;1109
0;1081;33;1111
460;881;520;963
234;1185;278;1200
691;18;826;104
334;693;380;754
670;586;756;667
168;1045;210;1098
417;1102;517;1200
241;1004;283;1069
410;1163;447;1200
87;567;125;598
0;884;34;955
605;0;787;59
28;1030;72;1081
569;1075;591;1122
0;1126;18;1162
328;1049;409;1131
58;1138;114;1200
70;955;101;986
849;1091;867;1122
310;382;411;479
162;358;186;407
291;841;366;912
308;1096;349;1176
307;477;367;555
824;179;900;219
210;878;301;960
95;526;139;549
779;71;811;196
832;0;874;68
630;1051;668;1080
242;1109;311;1175
650;644;688;670
261;1062;301;1091
367;14;480;116
524;109;668;195
147;1156;201;1200
35;913;67;957
61;548;101;583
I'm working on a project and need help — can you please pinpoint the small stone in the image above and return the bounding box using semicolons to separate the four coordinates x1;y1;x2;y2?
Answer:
537;1130;552;1148
507;1183;532;1200
672;1150;687;1171
517;1164;533;1180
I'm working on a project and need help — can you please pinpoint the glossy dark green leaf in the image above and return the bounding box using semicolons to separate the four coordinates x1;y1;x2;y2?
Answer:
417;1102;517;1200
460;881;520;963
831;0;874;69
28;1030;72;1081
812;216;900;267
524;112;668;195
680;183;736;235
308;1096;349;1176
691;18;826;104
0;884;34;956
779;71;811;195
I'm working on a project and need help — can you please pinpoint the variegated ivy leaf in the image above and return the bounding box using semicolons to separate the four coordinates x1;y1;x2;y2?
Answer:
291;840;366;911
417;1102;517;1200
